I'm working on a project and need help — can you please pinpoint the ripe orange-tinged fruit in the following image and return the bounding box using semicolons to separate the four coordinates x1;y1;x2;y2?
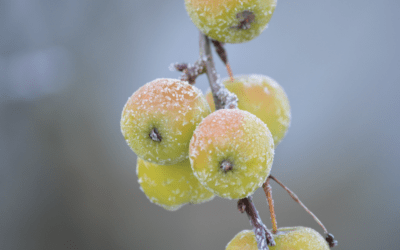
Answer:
189;109;274;199
226;227;330;250
121;78;211;165
206;75;291;146
137;158;215;211
185;0;277;43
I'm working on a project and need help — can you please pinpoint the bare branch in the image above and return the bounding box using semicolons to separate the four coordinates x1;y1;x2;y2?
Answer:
169;59;206;85
238;197;275;249
199;32;238;109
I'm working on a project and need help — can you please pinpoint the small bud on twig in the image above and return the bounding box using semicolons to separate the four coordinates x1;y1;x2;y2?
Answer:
169;58;207;84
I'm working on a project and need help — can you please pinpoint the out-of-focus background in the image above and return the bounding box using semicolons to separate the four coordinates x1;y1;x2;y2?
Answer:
1;1;399;249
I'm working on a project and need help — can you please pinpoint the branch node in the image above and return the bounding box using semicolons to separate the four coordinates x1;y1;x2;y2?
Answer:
199;33;238;110
169;58;206;84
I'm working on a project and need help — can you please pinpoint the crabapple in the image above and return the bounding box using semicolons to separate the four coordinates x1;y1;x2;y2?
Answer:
184;0;277;43
137;158;215;211
226;227;330;250
189;109;274;199
121;78;211;165
206;75;291;146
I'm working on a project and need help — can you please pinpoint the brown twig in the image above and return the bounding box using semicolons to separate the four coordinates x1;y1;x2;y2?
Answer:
269;175;338;248
200;32;271;249
262;178;278;234
199;32;238;110
238;197;276;249
169;58;206;85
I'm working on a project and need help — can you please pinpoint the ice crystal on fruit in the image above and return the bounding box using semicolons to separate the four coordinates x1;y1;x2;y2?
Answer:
136;158;214;211
121;78;211;165
185;0;277;43
189;109;274;199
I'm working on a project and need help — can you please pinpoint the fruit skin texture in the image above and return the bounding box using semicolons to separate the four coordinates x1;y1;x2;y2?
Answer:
189;109;274;199
226;227;330;250
121;78;211;165
185;0;277;43
206;75;291;146
137;158;215;211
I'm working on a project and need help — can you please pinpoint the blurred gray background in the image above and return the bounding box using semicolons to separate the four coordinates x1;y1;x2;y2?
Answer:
1;0;399;249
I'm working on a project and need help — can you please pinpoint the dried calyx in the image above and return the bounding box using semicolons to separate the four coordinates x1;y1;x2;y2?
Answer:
231;10;255;30
149;128;162;142
220;159;233;172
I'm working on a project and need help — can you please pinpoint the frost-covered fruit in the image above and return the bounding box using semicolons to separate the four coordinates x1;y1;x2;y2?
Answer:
184;0;277;43
121;78;211;165
226;227;330;250
189;109;274;199
137;158;215;211
206;75;291;146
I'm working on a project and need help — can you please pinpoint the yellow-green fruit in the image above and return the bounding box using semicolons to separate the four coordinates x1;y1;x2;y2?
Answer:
121;78;211;165
206;75;290;146
226;227;330;250
185;0;277;43
189;109;274;199
137;158;215;211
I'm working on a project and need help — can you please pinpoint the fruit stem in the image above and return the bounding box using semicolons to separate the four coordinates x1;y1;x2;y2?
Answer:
199;32;238;110
211;40;228;64
210;40;234;82
226;63;234;83
269;175;338;247
263;178;278;234
238;196;276;249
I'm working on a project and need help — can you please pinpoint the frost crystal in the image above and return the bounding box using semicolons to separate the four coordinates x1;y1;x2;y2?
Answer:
189;109;274;199
121;78;211;165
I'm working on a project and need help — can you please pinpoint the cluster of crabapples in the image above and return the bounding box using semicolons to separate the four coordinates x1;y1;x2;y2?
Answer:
121;75;288;206
121;0;333;249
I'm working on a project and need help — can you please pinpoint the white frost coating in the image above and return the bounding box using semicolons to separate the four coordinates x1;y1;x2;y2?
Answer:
185;0;277;43
226;227;330;249
189;109;274;199
136;158;215;211
211;74;291;146
216;86;239;109
255;226;268;250
210;73;238;109
121;78;211;165
226;230;256;249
